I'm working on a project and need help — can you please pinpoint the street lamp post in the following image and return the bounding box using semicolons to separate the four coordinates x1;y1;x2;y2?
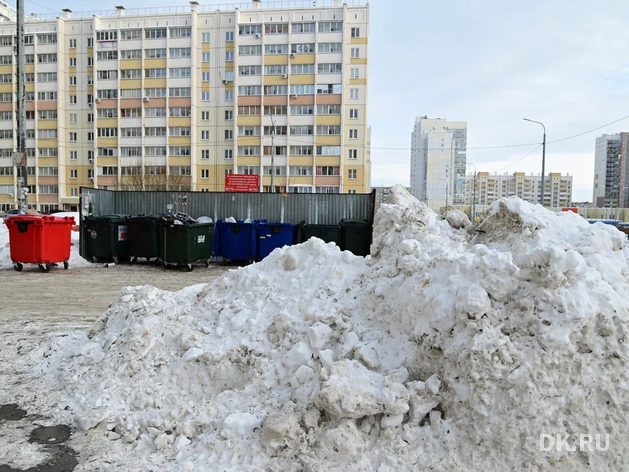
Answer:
523;118;546;206
466;162;477;222
438;178;449;213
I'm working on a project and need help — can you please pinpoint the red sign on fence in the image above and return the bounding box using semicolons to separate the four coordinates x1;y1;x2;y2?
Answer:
225;174;259;192
562;207;579;213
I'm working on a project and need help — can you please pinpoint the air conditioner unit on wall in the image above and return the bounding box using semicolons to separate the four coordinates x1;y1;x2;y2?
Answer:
222;79;228;85
94;98;101;103
142;96;150;102
289;53;296;58
281;74;288;79
255;33;262;39
88;102;93;108
291;94;298;99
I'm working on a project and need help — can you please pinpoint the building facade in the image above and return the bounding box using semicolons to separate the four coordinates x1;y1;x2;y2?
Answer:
593;134;623;208
410;116;467;210
372;185;409;209
0;0;370;212
464;171;573;208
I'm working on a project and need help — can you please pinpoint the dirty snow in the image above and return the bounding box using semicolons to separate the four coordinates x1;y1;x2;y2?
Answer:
7;186;629;471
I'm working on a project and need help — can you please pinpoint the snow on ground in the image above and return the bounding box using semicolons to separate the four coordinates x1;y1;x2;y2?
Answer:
0;212;92;270
8;187;629;471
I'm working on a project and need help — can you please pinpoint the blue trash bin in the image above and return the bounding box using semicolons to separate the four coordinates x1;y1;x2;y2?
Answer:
214;220;257;261
255;222;299;261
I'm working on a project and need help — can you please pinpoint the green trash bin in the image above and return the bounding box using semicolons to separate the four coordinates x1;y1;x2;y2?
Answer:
127;216;160;263
340;219;372;257
299;224;342;247
82;215;129;263
159;222;215;271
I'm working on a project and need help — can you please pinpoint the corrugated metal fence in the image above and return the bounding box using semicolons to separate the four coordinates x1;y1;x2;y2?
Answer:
80;187;376;225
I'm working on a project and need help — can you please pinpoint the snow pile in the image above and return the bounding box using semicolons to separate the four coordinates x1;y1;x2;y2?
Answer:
31;187;629;470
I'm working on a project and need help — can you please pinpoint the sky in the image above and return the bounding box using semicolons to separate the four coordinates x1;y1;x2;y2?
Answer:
15;0;629;202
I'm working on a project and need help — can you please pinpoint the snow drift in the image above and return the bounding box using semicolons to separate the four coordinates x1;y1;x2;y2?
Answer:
29;187;629;471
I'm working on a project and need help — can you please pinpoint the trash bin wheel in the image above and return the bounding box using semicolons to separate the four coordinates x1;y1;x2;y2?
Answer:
63;261;69;270
186;264;194;272
38;263;50;273
13;262;23;272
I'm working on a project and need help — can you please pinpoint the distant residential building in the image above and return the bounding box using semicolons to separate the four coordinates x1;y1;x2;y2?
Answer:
373;186;410;209
465;172;572;208
593;134;624;208
410;116;467;210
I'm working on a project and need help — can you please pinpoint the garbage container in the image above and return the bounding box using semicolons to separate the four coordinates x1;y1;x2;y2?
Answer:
340;219;372;257
127;216;160;263
299;224;342;246
214;220;257;262
5;215;75;272
255;222;299;260
159;222;215;271
82;215;129;263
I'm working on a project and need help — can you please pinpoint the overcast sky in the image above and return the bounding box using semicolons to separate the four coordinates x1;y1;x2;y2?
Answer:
17;0;629;202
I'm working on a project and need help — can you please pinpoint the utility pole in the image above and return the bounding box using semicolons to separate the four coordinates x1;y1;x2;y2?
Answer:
269;112;275;193
466;162;477;222
14;0;27;211
523;118;546;206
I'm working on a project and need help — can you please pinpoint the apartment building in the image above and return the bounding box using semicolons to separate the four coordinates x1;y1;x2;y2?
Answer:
373;185;409;209
464;171;573;208
410;116;467;210
593;133;629;208
0;0;370;212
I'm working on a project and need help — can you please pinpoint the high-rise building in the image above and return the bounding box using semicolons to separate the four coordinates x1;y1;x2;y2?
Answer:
410;116;467;210
0;0;370;212
464;171;572;208
593;133;625;208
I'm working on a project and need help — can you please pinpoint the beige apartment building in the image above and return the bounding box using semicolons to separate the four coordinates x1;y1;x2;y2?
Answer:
0;0;370;212
464;172;573;208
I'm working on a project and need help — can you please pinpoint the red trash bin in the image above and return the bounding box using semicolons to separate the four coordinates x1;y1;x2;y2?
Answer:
5;215;75;272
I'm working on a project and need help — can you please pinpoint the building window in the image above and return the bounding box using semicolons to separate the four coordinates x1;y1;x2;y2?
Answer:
70;151;77;161
225;130;233;140
201;150;210;159
348;169;357;180
69;76;77;86
349;129;358;139
292;22;315;34
202;91;210;101
349;149;358;159
69;38;77;48
351;27;360;38
202;32;211;42
201;168;209;179
69;113;76;124
225;110;233;120
202;72;210;81
226;31;234;41
350;68;359;79
225;51;234;61
351;47;360;58
349;109;359;119
225;90;234;101
70;188;78;197
225;149;233;160
69;132;77;142
239;24;262;36
201;130;209;140
201;111;210;121
350;88;359;100
70;169;78;179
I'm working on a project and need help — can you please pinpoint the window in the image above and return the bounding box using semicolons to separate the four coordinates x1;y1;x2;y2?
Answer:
87;38;93;47
202;72;210;82
291;64;315;74
88;169;94;179
39;185;58;194
169;126;191;137
349;149;358;160
237;166;259;175
265;23;289;34
70;151;77;161
317;104;341;115
225;90;234;101
38;167;59;176
238;126;261;136
316;166;340;176
40;110;59;120
37;33;57;44
97;128;118;138
202;32;211;42
70;188;78;197
319;21;343;33
0;36;11;46
120;146;142;156
348;169;357;180
265;44;288;55
0;111;11;120
146;166;166;175
318;63;342;74
169;47;191;59
145;108;166;118
226;51;234;61
202;91;210;101
263;166;286;176
201;130;209;140
238;45;262;56
225;110;233;120
97;166;118;176
120;29;141;40
201;168;209;179
317;125;341;135
291;105;314;116
96;51;118;61
316;84;342;95
226;31;234;41
224;149;233;160
264;105;287;115
145;28;167;39
25;73;34;83
120;89;142;99
26;111;34;120
290;165;312;175
225;71;234;81
349;129;358;139
351;27;360;38
238;146;260;156
225;130;233;140
318;43;342;54
292;22;315;33
0;167;13;176
170;27;192;39
145;146;166;156
201;111;210;121
25;55;34;64
96;31;117;41
145;88;166;98
348;189;357;195
351;47;360;58
70;169;78;179
24;35;34;45
87;57;93;66
169;87;191;98
290;146;313;156
350;68;359;79
240;65;262;76
238;85;261;96
97;89;118;99
38;129;58;139
97;70;118;80
238;105;261;116
349;109;359;119
290;85;315;95
145;48;167;59
121;49;142;60
291;43;315;54
70;76;78;86
145;127;166;136
202;52;211;63
290;125;313;136
169;107;191;117
263;65;286;76
69;132;77;142
169;67;191;78
264;85;287;96
39;148;58;157
264;126;287;136
88;132;94;142
350;88;359;99
0;55;11;65
0;74;11;84
0;129;11;139
37;53;57;64
26;129;35;139
121;166;141;176
169;146;191;156
201;150;210;160
120;128;142;138
239;24;262;36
